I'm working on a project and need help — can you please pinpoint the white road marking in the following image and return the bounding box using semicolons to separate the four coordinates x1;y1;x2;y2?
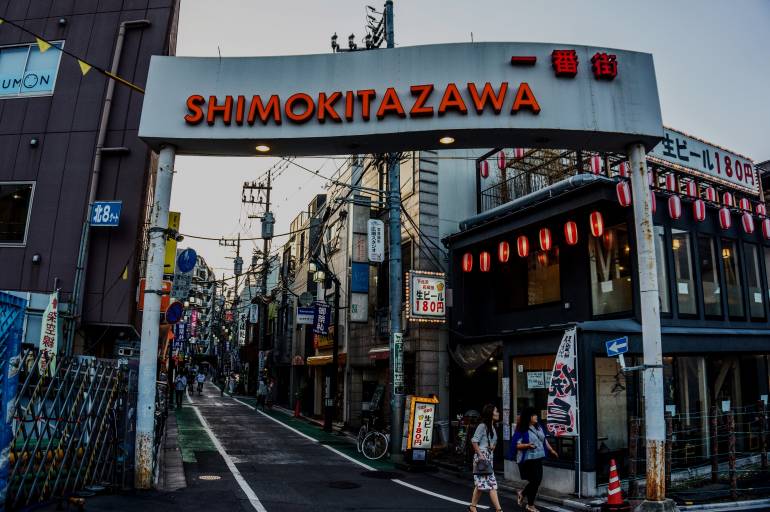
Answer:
226;394;489;510
192;405;267;512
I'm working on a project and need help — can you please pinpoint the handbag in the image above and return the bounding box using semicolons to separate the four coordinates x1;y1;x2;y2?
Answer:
473;457;493;476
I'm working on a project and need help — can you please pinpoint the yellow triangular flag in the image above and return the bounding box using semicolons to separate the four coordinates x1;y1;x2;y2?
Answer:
36;38;52;53
77;59;92;76
122;266;128;280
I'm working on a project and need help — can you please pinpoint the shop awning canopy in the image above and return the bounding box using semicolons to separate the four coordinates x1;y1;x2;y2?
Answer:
368;346;390;360
306;353;347;366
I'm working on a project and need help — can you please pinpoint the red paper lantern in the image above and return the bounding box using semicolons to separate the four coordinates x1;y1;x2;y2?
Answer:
461;253;473;272
704;186;717;202
539;228;552;251
589;211;604;237
616;181;632;207
668;195;682;220
602;230;615;251
479;251;491;272
757;203;767;217
517;235;529;258
564;221;579;246
590;154;602;175
763;218;770;239
651;190;657;214
718;207;732;230
665;174;677;192
693;199;706;222
684;180;697;197
498;241;510;263
741;213;755;234
513;148;525;159
497;151;506;170
617;161;629;178
479;160;489;179
722;191;734;207
739;198;751;211
537;252;548;266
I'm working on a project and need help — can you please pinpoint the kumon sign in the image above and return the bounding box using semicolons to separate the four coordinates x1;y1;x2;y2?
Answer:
139;42;663;157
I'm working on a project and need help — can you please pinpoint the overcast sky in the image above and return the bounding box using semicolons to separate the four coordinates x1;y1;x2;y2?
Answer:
169;0;770;277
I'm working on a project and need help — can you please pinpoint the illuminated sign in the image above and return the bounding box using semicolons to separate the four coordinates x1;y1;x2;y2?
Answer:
406;271;446;323
406;395;439;450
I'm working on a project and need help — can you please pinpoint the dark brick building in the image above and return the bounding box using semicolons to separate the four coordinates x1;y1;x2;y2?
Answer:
0;0;180;355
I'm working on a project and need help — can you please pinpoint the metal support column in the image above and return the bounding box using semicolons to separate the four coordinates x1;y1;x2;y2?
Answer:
628;143;677;512
135;144;176;489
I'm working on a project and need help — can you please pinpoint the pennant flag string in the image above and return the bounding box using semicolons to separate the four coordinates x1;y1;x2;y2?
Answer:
0;16;144;93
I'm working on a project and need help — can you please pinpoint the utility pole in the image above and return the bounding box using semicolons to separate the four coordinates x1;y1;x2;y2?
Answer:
219;234;243;376
384;0;404;461
627;143;676;512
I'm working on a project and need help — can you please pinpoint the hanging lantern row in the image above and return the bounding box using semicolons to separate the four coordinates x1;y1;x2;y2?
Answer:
461;212;605;272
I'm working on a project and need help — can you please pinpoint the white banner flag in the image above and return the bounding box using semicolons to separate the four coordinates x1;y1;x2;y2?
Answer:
38;290;59;374
546;327;578;437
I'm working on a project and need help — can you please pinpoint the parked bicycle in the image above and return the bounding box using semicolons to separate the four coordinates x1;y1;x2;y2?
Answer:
357;408;389;460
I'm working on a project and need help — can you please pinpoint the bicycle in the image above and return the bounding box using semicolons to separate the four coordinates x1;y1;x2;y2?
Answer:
361;425;390;460
357;410;376;453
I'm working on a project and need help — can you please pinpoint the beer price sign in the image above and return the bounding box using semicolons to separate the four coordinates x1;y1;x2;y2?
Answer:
406;396;439;450
406;270;446;323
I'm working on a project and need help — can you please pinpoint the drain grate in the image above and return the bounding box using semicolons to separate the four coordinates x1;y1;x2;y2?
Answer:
360;470;402;480
198;475;222;481
328;481;361;490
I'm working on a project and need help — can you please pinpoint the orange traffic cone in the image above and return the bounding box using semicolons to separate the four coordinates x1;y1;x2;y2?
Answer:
602;459;630;512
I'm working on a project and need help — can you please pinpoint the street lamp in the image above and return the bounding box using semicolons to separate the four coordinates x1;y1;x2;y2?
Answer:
308;261;317;274
313;270;326;283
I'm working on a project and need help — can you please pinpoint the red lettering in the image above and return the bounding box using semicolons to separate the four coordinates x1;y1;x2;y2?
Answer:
724;155;733;177
377;87;406;119
247;95;282;125
745;163;755;185
285;93;315;123
409;84;434;117
184;95;205;125
357;89;376;121
437;83;468;115
206;95;233;126
345;90;354;121
467;82;508;114
735;158;743;180
511;82;540;114
317;91;342;123
715;152;721;174
235;95;246;125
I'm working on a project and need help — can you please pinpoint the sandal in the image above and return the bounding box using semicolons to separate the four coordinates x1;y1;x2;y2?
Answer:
526;506;539;512
517;491;524;507
467;507;477;512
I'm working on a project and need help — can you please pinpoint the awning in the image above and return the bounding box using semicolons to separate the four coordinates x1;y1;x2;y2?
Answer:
368;346;390;360
306;353;347;366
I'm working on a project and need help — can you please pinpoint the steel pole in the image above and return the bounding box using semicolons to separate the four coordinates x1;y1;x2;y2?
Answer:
135;144;176;489
628;143;676;512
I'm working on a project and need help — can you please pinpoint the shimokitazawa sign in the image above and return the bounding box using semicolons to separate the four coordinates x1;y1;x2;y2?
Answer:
139;43;663;156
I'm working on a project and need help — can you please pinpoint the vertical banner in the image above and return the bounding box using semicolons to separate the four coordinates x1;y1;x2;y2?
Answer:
546;327;579;436
392;332;404;394
38;291;59;374
502;377;511;440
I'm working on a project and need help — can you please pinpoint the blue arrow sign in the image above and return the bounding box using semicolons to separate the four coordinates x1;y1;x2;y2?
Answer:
605;336;629;357
177;248;197;274
165;301;184;324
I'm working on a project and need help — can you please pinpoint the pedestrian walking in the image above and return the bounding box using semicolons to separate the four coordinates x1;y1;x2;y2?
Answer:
257;379;268;411
174;373;187;409
221;373;227;396
508;407;558;512
196;371;206;395
468;404;502;512
266;378;276;410
187;369;195;394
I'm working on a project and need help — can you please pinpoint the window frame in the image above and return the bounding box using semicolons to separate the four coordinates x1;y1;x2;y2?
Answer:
0;40;65;100
0;181;36;246
670;228;698;318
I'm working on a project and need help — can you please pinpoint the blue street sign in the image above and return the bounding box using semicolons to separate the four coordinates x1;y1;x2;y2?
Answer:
165;301;184;324
313;302;331;335
177;248;197;273
605;336;629;357
90;201;122;227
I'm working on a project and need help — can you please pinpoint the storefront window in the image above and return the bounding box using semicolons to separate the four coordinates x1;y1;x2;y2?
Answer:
527;248;560;305
654;226;670;314
672;229;696;315
744;244;765;320
721;239;744;318
698;236;722;317
590;224;632;316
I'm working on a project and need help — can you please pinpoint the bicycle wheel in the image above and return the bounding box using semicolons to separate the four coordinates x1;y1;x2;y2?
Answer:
362;431;389;460
357;426;368;453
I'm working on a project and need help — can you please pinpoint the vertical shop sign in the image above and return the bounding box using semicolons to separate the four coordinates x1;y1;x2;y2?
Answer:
546;327;579;436
38;291;59;374
406;396;439;450
393;332;404;394
502;377;511;440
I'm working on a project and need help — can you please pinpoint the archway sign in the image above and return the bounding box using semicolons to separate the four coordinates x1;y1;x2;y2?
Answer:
139;42;663;156
135;41;669;507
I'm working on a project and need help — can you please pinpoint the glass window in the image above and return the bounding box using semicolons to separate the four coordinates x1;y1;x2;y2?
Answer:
654;226;670;314
400;152;416;198
495;246;560;310
0;183;34;244
721;239;744;318
698;236;722;317
672;229;696;315
0;42;62;97
590;224;632;315
744;244;764;319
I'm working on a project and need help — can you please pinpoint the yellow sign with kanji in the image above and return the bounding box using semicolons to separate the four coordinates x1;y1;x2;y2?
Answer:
163;211;180;275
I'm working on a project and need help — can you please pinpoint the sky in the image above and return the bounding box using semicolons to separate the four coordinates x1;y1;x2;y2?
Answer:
169;0;770;277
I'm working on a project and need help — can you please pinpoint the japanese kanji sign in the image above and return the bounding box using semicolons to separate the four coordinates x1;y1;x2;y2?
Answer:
37;291;59;374
649;127;757;195
407;271;446;322
313;302;331;336
546;327;579;437
407;395;439;450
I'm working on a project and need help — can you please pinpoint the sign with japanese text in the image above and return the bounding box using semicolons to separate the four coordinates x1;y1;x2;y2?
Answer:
171;272;191;300
313;333;333;349
249;304;259;324
190;309;198;337
313;302;331;336
38;291;59;374
406;396;439;450
407;271;446;322
649;127;757;195
296;306;315;325
163;212;181;275
546;328;578;437
90;201;122;227
393;332;404;394
350;293;368;323
526;371;547;389
367;219;384;263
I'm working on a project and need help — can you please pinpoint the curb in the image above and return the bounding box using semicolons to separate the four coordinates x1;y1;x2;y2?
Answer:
678;497;770;511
